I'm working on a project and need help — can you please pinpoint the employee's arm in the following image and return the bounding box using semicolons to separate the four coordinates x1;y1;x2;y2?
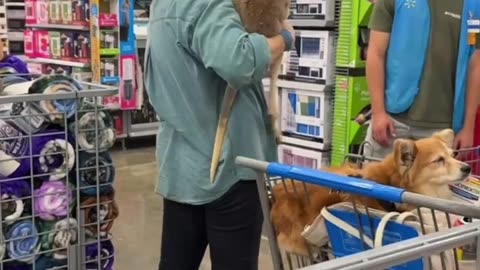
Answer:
190;0;290;89
463;46;480;132
366;31;390;116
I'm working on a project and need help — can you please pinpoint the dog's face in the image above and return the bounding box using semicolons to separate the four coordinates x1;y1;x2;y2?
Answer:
393;129;471;187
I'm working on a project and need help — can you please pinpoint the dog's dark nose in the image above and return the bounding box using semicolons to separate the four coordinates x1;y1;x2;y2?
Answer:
461;165;472;174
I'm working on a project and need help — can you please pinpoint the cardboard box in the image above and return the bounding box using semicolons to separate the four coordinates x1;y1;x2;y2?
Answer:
289;0;335;27
280;83;332;144
280;30;335;85
278;144;330;169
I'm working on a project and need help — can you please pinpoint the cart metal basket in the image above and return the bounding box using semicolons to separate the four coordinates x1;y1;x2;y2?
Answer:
0;74;118;270
236;145;480;270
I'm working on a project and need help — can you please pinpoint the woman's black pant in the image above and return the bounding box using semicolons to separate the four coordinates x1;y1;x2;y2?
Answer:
158;181;264;270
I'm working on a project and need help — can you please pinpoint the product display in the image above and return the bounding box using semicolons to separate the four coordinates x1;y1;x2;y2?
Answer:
6;220;40;263
74;151;115;195
34;181;72;220
38;218;78;259
0;71;119;269
70;102;116;152
81;194;119;237
85;239;115;270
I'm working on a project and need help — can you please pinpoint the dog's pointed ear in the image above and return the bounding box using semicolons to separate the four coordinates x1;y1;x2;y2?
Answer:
432;129;455;148
394;139;417;167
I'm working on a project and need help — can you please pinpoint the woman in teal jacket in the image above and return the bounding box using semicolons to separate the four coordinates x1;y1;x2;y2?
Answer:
144;0;295;269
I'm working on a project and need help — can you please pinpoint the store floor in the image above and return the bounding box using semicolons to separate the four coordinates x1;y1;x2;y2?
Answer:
110;145;275;270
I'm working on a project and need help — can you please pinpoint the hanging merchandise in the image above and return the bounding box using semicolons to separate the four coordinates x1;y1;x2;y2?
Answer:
81;193;119;237
1;179;31;225
6;220;40;263
0;72;120;269
70;102;116;152
39;218;78;259
85;238;115;270
74;151;115;195
34;181;73;221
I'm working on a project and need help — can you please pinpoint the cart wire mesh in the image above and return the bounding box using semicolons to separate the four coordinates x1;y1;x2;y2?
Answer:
0;74;118;270
237;145;480;270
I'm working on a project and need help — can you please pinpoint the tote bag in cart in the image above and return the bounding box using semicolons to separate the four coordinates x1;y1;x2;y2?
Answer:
321;202;456;270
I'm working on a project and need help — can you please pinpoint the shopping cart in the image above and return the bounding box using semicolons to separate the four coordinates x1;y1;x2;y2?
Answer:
0;74;119;270
236;146;480;270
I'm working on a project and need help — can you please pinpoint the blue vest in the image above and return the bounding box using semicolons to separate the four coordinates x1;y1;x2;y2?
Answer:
385;0;479;132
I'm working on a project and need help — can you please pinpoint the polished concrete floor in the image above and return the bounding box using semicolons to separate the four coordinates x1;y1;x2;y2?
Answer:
110;145;275;270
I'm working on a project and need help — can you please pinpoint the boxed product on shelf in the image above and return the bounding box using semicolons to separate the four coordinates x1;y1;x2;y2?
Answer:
119;55;137;109
289;0;336;27
60;32;75;59
100;30;120;55
60;0;73;25
48;0;62;24
25;0;49;25
49;31;61;59
280;82;333;146
280;30;335;85
100;13;119;27
278;144;330;169
24;29;35;57
73;32;90;60
101;57;120;84
72;0;89;25
34;30;50;58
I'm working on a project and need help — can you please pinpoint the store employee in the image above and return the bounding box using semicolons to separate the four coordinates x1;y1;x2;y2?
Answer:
144;0;295;269
365;0;480;158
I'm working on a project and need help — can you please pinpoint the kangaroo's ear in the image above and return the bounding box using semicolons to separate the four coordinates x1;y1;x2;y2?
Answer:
394;139;417;169
432;129;455;148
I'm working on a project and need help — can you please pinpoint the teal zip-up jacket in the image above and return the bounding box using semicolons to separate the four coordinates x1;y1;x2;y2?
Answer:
144;0;278;204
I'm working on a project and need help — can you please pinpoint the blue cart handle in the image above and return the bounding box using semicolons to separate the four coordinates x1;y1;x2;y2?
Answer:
267;162;405;203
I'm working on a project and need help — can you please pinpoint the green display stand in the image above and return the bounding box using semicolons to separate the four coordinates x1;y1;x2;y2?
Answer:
331;73;370;165
331;0;374;166
336;0;373;68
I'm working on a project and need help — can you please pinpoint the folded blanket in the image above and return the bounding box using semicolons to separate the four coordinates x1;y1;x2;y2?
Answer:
29;75;83;122
73;151;115;196
81;193;119;237
1;179;30;225
36;255;68;270
85;239;114;270
4;256;67;270
6;220;40;263
10;75;84;133
0;120;31;179
0;55;30;76
34;181;72;221
39;218;78;260
31;129;75;181
69;102;116;152
1;75;30;90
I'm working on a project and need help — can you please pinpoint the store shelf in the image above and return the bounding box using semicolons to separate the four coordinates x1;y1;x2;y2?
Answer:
25;24;89;31
6;2;24;7
26;58;91;68
262;78;332;92
127;120;159;138
289;19;335;28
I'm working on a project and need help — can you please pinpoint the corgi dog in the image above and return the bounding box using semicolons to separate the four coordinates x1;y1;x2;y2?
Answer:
270;129;471;255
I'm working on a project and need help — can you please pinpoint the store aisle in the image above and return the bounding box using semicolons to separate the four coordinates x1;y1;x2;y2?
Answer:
111;146;274;270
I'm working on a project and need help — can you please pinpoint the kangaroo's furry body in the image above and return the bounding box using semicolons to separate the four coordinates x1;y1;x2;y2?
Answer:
210;0;290;182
